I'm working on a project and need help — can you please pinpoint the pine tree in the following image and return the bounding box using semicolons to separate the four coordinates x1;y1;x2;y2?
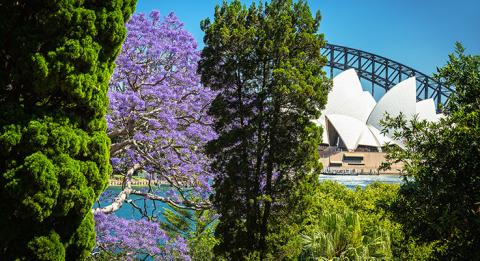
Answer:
198;0;330;258
0;1;135;259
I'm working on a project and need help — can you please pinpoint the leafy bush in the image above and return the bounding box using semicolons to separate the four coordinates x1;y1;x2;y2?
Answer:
271;180;433;260
299;210;392;260
382;44;480;259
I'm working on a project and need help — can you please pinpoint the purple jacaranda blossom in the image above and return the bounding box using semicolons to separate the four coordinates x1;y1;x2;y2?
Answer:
97;190;118;205
100;11;218;259
94;212;190;260
108;11;217;203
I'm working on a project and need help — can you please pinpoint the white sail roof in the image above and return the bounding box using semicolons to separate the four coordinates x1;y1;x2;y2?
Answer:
322;122;329;144
416;99;438;122
331;69;363;94
312;118;330;144
358;91;377;122
323;69;376;123
315;70;439;152
367;77;417;137
325;114;365;151
367;125;395;147
356;125;381;148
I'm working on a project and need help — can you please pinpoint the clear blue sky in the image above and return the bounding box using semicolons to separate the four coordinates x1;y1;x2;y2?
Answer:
135;0;479;76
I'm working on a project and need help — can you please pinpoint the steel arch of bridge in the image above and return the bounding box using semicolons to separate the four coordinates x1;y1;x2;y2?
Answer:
321;43;454;108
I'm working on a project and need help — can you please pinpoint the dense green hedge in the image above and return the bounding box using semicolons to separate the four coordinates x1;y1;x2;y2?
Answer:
0;1;135;260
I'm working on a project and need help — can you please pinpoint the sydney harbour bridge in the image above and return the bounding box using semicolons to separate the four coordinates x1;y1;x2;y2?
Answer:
321;43;454;110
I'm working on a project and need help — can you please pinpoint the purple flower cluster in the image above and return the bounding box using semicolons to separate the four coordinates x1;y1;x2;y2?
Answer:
94;212;191;260
97;189;118;205
108;11;217;201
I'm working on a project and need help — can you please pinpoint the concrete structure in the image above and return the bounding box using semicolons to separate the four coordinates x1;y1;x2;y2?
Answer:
315;69;442;174
319;149;404;175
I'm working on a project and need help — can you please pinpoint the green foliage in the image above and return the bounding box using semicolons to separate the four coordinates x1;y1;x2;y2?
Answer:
439;42;480;113
382;44;480;259
0;1;136;259
269;180;434;260
188;227;220;261
162;207;219;261
199;0;330;258
299;210;391;260
28;230;65;261
302;181;397;259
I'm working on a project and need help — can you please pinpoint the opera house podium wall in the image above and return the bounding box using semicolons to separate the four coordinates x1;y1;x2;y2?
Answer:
319;148;403;175
315;69;442;175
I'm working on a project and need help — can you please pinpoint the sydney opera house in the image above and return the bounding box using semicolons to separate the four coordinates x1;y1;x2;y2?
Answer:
315;69;442;174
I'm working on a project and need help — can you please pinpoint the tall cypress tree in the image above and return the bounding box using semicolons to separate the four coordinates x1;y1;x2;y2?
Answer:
199;0;330;258
0;1;135;260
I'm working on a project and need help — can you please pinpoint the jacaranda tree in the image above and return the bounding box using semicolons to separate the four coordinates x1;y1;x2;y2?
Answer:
198;0;330;258
103;11;216;210
93;212;191;260
92;11;216;260
0;1;135;260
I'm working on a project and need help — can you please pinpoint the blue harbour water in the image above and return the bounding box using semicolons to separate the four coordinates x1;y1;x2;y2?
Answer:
95;186;171;220
99;175;404;219
318;174;404;189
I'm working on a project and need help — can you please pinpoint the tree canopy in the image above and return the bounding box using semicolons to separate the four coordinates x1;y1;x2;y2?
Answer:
2;1;478;260
105;10;216;211
0;1;135;260
92;11;217;260
382;43;480;259
198;0;331;258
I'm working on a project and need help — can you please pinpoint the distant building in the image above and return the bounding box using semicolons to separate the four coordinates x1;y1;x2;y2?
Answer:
315;69;442;174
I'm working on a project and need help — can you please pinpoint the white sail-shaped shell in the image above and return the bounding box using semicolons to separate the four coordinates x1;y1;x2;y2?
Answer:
416;98;437;122
367;125;395;147
323;69;376;123
356;125;381;148
321;122;329;144
315;70;440;152
367;77;417;137
358;91;377;122
312;117;330;144
325;114;365;151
